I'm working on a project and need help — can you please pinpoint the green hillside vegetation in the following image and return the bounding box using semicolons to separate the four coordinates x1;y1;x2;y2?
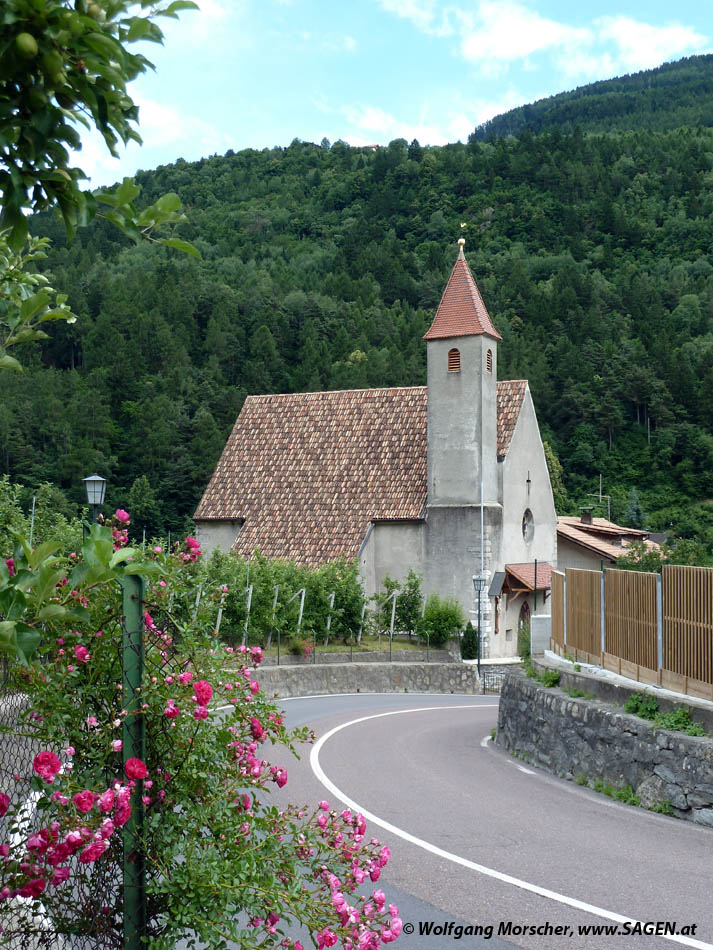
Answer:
3;60;713;556
474;55;713;140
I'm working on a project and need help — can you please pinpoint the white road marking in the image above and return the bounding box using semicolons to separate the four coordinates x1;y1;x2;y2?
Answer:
517;765;535;774
310;706;713;950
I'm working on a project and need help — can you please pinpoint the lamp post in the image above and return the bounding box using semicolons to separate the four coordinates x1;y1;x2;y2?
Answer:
472;574;486;679
83;474;107;524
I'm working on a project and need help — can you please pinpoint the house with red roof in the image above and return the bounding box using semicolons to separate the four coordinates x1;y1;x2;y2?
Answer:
194;239;557;657
557;510;661;570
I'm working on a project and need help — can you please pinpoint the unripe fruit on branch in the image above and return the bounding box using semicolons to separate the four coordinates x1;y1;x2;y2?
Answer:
15;32;38;58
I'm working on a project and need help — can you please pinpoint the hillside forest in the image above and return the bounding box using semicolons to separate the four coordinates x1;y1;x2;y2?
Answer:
3;55;713;556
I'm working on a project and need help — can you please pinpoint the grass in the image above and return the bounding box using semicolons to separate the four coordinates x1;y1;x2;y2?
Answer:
624;692;708;736
563;686;596;700
524;659;560;687
259;634;429;659
592;780;641;807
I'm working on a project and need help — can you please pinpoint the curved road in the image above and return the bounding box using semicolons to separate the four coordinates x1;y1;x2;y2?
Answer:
277;693;713;950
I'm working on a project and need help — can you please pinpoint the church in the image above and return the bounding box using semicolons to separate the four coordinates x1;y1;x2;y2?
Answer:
194;240;557;658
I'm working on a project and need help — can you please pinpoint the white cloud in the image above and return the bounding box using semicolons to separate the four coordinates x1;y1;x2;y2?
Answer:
596;17;707;72
374;0;454;37
377;0;709;87
459;2;591;66
342;104;450;144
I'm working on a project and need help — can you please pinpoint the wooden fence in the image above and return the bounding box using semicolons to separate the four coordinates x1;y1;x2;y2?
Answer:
550;564;713;700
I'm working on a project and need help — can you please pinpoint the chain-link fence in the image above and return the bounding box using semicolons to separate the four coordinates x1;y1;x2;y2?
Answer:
0;658;121;950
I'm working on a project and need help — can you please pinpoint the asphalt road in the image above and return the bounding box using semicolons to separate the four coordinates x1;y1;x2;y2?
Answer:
276;692;713;950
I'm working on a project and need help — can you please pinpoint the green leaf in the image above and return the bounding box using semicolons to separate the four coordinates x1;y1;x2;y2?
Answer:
155;192;182;214
28;540;62;569
127;17;162;42
157;0;200;15
36;604;66;621
123;561;160;575
20;291;51;323
83;32;124;61
159;237;201;257
110;547;137;567
15;624;42;663
0;353;23;371
0;621;17;656
64;606;90;625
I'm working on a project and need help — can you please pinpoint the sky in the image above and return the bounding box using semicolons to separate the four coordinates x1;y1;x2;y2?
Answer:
81;0;713;186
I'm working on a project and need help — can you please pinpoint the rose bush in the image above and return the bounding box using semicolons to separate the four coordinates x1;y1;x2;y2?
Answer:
0;515;401;948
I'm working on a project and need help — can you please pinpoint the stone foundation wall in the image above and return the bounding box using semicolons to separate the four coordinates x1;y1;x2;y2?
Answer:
497;668;713;826
261;648;455;666
247;662;479;698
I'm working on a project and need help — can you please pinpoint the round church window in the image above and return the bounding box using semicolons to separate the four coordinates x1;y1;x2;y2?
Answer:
522;508;534;543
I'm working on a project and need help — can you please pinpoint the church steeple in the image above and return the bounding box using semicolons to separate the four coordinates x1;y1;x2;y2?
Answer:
425;239;500;507
424;238;502;342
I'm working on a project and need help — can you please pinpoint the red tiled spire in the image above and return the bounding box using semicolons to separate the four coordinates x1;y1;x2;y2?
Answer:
424;239;502;341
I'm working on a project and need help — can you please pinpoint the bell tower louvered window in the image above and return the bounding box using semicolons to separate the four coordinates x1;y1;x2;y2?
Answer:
447;348;461;373
487;349;493;373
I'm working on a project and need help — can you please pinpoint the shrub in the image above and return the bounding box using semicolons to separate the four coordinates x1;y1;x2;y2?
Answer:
461;621;479;660
517;623;531;662
419;593;465;648
624;692;660;720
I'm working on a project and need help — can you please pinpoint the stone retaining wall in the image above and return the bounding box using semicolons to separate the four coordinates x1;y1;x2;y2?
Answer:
497;668;713;826
251;662;479;698
261;648;455;666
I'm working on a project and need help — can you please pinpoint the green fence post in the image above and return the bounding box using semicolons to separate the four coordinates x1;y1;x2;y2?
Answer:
119;575;146;950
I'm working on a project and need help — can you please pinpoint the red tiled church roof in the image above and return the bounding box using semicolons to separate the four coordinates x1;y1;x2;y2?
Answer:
496;380;526;459
195;381;527;564
424;242;502;342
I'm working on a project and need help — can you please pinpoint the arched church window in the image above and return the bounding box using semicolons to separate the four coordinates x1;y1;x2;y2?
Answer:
447;348;461;373
487;349;493;373
522;508;534;542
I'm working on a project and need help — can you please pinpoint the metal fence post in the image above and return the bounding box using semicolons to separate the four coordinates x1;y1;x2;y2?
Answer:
119;575;146;950
657;572;663;671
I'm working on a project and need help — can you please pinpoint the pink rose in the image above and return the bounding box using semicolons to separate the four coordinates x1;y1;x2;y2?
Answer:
0;793;10;817
99;819;114;839
193;706;209;721
164;702;180;719
124;758;148;780
193;680;212;705
250;717;264;741
33;751;61;783
50;866;70;886
115;509;130;524
273;768;288;788
79;839;107;863
114;789;131;827
5;558;15;576
74;645;90;663
20;878;46;898
178;671;193;685
112;739;123;752
98;789;115;814
73;790;96;814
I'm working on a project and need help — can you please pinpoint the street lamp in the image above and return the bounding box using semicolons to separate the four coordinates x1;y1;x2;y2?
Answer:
83;474;107;524
472;574;486;679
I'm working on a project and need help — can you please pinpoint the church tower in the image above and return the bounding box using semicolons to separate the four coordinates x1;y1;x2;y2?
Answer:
425;238;502;507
